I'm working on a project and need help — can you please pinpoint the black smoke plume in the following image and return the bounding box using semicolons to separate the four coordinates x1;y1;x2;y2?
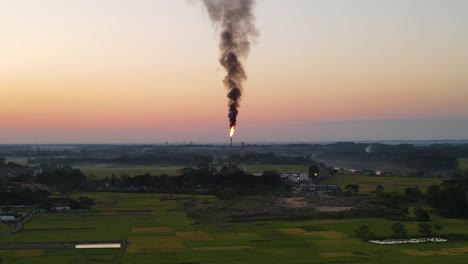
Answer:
202;0;258;129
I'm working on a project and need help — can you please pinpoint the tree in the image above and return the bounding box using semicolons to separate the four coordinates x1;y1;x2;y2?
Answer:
391;222;407;238
404;186;421;198
426;185;442;207
1;203;11;213
400;207;409;215
433;224;444;235
355;225;374;238
345;184;359;194
414;207;430;221
78;196;95;209
261;170;282;188
418;223;432;236
375;185;384;193
0;157;5;166
309;165;320;179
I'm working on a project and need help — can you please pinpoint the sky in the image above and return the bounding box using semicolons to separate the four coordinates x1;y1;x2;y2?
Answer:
1;0;468;143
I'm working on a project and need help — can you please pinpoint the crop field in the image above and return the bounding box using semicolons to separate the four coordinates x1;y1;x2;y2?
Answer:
1;192;468;263
77;165;184;179
321;175;443;193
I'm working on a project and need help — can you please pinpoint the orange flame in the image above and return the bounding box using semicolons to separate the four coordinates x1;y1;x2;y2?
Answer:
230;126;235;137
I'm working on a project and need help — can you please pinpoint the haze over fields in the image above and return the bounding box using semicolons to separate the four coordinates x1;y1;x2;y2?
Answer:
1;0;468;143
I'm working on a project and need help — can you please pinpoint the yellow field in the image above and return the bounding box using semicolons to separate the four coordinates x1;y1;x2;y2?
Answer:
127;236;186;253
130;227;174;233
175;231;213;241
401;247;468;256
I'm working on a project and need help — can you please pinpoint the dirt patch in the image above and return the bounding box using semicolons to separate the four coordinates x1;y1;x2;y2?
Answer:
127;236;185;253
278;198;308;208
278;228;306;235
401;247;468;256
277;198;353;212
314;206;353;212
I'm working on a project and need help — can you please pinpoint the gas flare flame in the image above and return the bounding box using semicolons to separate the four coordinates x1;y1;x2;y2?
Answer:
230;126;235;137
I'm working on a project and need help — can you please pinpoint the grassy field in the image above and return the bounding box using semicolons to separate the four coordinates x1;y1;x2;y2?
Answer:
459;158;468;170
0;223;14;233
1;192;468;263
321;174;443;193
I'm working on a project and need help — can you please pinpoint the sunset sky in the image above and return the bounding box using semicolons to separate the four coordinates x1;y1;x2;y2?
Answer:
1;0;468;143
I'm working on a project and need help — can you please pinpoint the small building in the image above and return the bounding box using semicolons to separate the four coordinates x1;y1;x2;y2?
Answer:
280;172;309;183
294;183;341;194
11;182;49;191
49;198;71;211
0;215;16;223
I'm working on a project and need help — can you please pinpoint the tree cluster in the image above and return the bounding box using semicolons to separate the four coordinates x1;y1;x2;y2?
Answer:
88;165;285;198
426;169;468;218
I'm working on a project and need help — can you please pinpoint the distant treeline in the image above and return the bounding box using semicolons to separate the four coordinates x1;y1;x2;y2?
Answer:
0;189;49;206
5;143;465;171
426;169;468;218
86;166;285;198
317;143;462;170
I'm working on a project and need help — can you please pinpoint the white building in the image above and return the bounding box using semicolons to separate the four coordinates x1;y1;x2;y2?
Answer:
0;215;16;223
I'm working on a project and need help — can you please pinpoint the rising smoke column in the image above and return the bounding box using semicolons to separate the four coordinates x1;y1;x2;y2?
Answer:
202;0;258;133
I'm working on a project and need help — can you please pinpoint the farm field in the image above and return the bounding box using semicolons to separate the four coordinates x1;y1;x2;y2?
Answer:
1;192;468;263
321;175;443;193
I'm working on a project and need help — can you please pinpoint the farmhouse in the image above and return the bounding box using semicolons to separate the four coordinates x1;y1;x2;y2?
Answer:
11;181;49;191
280;172;309;183
49;198;71;211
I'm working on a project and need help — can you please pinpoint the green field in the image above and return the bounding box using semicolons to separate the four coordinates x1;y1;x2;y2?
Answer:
0;223;14;233
1;192;468;263
321;174;443;193
459;158;468;170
